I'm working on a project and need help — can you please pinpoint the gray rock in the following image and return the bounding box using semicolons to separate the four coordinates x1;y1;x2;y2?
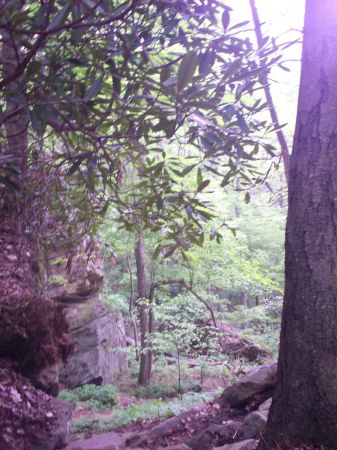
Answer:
242;411;267;439
64;430;133;450
198;376;228;392
258;397;272;417
60;299;127;388
34;362;60;396
214;439;258;450
48;242;128;389
221;363;277;407
188;421;241;450
218;323;271;362
33;398;73;450
158;445;191;450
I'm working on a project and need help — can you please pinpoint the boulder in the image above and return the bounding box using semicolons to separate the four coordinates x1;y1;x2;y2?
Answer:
34;363;60;396
188;421;241;450
196;321;270;362
221;363;277;407
214;439;258;450
197;377;228;393
242;411;267;439
258;397;272;417
218;324;270;362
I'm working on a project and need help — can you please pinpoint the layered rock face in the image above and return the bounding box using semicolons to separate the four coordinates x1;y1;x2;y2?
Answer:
47;239;127;389
60;300;127;388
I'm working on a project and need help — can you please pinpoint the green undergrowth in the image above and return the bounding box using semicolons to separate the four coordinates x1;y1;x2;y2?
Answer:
71;390;219;435
59;384;118;410
133;380;198;399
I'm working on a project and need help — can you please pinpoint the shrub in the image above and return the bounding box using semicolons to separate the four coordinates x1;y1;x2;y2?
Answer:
59;384;118;410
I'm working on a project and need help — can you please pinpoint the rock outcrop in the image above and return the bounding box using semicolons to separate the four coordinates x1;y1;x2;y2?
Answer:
60;299;127;388
48;238;127;389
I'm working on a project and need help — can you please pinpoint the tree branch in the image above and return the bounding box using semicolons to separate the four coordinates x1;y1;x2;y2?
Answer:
249;0;290;185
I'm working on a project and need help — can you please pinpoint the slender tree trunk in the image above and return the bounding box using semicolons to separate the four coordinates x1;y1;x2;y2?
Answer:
240;292;248;308
258;1;337;447
126;254;139;361
135;232;151;386
250;0;290;184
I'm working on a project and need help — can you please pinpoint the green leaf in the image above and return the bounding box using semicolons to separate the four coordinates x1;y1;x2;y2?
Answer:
159;118;175;139
164;246;177;258
153;245;161;260
220;171;232;187
160;66;171;84
156;195;164;210
113;76;121;95
27;60;41;76
236;112;250;135
264;144;276;157
222;10;230;31
177;51;199;92
197;179;210;192
67;160;82;176
29;109;45;135
85;77;104;100
199;51;215;75
278;63;290;72
47;3;71;31
181;249;189;262
181;164;197;177
197;168;203;186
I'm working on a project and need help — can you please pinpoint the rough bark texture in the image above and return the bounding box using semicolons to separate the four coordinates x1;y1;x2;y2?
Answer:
258;1;337;447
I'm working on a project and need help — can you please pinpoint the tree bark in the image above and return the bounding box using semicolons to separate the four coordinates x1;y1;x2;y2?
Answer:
258;1;337;447
135;232;151;386
127;254;139;361
240;292;248;308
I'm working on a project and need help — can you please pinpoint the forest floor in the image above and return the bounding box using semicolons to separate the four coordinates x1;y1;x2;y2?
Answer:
65;395;245;449
63;359;268;450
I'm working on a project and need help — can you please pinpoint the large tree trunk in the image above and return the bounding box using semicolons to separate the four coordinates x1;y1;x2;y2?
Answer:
258;1;337;447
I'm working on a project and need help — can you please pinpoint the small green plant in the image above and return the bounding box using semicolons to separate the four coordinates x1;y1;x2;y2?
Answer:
59;384;118;410
71;391;217;435
134;382;175;399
